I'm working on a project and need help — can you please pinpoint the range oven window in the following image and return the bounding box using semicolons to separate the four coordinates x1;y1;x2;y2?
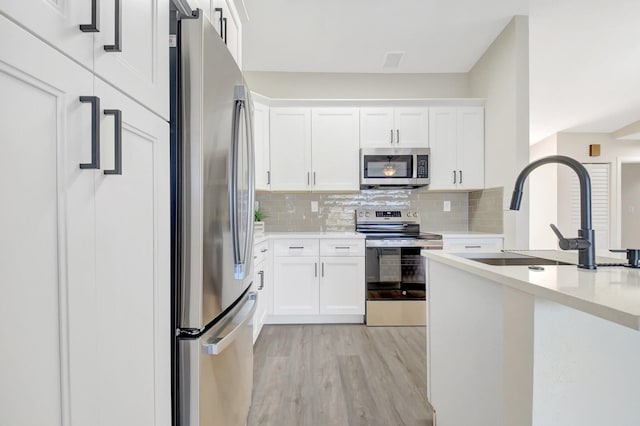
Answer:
365;246;425;300
363;155;413;179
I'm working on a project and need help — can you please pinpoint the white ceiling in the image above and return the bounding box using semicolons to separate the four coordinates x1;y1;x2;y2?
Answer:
241;0;640;143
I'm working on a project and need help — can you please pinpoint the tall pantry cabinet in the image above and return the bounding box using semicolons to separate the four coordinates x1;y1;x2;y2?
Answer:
0;4;170;426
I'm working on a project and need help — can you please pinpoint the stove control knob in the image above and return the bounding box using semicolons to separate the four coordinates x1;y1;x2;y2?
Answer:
413;212;418;218
358;212;363;217
365;212;370;218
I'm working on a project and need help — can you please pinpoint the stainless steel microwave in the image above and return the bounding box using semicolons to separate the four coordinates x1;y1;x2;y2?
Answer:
360;148;430;188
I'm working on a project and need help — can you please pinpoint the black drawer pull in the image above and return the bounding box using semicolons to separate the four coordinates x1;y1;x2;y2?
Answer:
79;96;100;169
103;109;122;175
104;0;122;52
288;246;305;250
79;0;100;32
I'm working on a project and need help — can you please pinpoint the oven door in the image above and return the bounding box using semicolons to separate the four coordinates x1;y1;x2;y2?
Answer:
365;246;425;300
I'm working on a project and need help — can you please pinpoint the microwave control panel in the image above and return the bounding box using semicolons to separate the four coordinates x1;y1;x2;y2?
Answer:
416;155;428;178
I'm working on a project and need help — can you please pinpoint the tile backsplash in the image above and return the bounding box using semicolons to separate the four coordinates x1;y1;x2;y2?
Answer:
468;187;504;233
256;189;471;232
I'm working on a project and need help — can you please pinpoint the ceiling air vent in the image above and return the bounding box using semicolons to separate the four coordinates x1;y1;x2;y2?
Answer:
383;51;404;69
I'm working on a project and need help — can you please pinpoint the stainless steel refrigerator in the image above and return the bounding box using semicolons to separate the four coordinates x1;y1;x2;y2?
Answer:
171;10;255;426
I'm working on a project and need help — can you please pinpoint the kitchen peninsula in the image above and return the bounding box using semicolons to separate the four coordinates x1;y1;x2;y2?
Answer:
422;250;640;426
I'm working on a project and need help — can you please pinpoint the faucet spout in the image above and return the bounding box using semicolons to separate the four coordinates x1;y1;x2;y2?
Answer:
510;155;596;270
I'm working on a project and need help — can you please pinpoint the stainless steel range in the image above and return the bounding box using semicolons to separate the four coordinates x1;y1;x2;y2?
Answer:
356;208;442;326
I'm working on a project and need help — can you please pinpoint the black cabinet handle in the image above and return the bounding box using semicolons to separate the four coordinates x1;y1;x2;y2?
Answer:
103;109;122;175
104;0;121;52
214;8;224;41
222;17;227;45
79;0;100;32
459;170;463;184
453;170;456;184
79;96;100;169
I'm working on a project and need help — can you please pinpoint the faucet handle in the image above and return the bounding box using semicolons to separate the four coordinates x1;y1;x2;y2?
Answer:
550;224;591;250
609;249;640;268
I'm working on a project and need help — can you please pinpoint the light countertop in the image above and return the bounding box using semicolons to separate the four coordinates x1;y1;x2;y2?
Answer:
422;249;640;330
259;232;365;240
425;231;503;238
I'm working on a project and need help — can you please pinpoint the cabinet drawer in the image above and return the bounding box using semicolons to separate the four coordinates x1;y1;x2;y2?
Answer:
442;237;503;251
320;239;365;256
273;239;319;257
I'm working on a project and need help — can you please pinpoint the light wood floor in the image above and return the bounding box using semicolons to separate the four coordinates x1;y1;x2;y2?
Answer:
248;324;433;426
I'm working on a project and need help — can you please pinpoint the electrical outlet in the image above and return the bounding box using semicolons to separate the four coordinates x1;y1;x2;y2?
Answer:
443;201;451;212
311;201;318;212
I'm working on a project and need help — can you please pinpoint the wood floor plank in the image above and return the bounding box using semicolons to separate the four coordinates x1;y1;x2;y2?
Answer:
248;324;433;426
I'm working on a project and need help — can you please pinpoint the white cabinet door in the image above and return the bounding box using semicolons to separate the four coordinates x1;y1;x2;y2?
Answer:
253;258;266;343
394;107;429;147
273;257;319;315
429;107;484;190
457;107;484;190
253;100;271;190
319;257;365;315
360;107;395;147
94;0;169;120
0;18;95;425
2;0;95;69
90;78;171;426
269;108;312;191
428;107;458;190
311;108;359;191
210;0;242;67
360;107;428;148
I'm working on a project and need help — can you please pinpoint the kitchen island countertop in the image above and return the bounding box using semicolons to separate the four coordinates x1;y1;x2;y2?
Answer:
422;249;640;330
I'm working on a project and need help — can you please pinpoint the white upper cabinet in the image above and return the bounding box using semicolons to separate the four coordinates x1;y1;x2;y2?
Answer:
428;107;484;190
253;99;271;191
269;107;359;191
360;107;429;148
311;108;360;191
198;0;243;67
2;0;169;120
269;108;312;191
1;0;96;69
94;0;169;120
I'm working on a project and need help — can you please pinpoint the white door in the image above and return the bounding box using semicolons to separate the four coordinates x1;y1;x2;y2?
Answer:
428;107;458;190
570;163;610;250
360;107;395;148
457;107;484;190
319;257;365;315
84;79;171;426
311;108;360;191
394;107;429;147
269;108;312;191
253;100;270;190
273;257;319;315
0;17;95;426
94;0;169;120
2;0;95;69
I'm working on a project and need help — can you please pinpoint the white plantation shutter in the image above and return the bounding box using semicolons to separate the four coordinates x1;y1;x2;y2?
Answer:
569;163;610;249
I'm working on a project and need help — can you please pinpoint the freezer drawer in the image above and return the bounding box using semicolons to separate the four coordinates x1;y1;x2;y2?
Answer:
178;291;257;426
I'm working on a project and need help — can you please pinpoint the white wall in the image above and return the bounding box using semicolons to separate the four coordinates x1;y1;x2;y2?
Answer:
529;135;558;249
621;163;640;248
469;16;530;249
243;71;470;99
554;132;640;248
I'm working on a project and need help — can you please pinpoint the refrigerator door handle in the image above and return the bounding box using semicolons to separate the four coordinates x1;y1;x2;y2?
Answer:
202;292;257;355
230;86;255;280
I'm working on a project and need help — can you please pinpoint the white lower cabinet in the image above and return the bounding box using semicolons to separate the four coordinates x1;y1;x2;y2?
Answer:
319;257;365;315
271;238;365;322
253;240;271;342
442;236;504;251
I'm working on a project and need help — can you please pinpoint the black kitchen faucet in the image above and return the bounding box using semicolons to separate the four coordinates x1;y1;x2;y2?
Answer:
509;155;597;270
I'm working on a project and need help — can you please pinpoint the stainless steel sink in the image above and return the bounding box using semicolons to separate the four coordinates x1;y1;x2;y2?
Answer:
454;252;574;266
